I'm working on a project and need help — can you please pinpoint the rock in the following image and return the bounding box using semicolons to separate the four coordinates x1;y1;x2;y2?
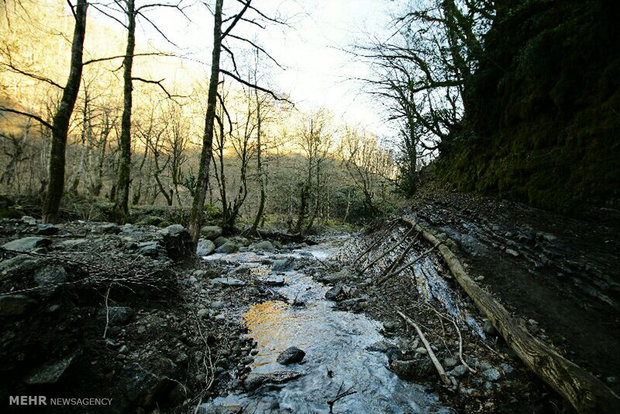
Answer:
383;320;400;332
25;355;75;384
36;223;60;235
100;306;134;325
160;224;194;261
250;240;276;252
197;239;216;256
390;359;434;380
213;236;230;247
244;371;303;391
256;275;285;286
0;294;37;316
60;238;87;249
272;257;295;272
500;363;514;374
0;254;38;278
505;248;519;257
277;346;306;365
482;319;498;336
366;340;391;353
94;223;120;234
210;277;246;287
415;347;428;355
21;215;37;225
449;365;468;377
2;236;51;252
197;308;209;318
316;267;354;284
33;265;68;296
325;285;345;301
138;241;160;258
606;376;617;384
444;357;458;368
197;403;243;414
215;241;239;254
201;226;223;240
481;368;501;381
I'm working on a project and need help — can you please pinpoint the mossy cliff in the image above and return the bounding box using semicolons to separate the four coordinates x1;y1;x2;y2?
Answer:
437;0;620;214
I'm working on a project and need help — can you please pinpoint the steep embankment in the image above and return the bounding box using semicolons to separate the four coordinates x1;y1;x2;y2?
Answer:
438;0;620;214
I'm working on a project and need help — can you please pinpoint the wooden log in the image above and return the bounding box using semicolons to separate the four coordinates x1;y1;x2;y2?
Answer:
400;217;619;414
397;310;452;386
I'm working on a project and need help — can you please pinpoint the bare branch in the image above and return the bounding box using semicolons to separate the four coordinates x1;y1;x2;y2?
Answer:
219;69;290;103
0;106;53;130
0;62;64;89
83;52;174;66
227;34;284;69
221;0;252;40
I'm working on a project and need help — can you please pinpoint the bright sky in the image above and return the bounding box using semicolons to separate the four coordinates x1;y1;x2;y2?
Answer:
135;0;399;137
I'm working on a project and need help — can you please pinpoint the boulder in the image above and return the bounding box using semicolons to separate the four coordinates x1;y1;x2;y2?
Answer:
243;371;303;391
25;355;75;384
215;241;239;254
325;285;345;301
160;224;194;261
100;306;134;325
21;215;38;225
197;239;216;256
93;223;120;234
0;254;38;278
277;346;305;365
0;294;37;316
272;257;295;272
201;226;223;240
210;277;246;287
390;358;434;381
213;236;230;247
36;223;60;235
2;236;51;252
249;240;275;252
33;265;68;297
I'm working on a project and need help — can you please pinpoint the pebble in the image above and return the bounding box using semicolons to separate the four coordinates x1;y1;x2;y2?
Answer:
415;347;428;355
505;248;519;257
482;368;501;381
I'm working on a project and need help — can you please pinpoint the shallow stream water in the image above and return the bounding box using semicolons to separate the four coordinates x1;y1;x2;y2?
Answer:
204;240;450;413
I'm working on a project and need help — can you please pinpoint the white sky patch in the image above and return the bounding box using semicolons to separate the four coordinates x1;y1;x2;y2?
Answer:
101;0;399;138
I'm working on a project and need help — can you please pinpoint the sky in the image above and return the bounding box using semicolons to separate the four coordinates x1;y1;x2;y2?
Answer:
135;0;400;137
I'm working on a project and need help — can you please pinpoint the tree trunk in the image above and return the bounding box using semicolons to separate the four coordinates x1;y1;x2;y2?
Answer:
251;89;265;233
42;0;87;223
188;0;223;249
114;0;136;224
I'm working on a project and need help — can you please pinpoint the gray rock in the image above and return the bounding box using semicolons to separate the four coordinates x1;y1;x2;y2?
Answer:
243;371;303;392
197;239;216;256
25;355;75;384
390;359;434;380
0;294;37;316
383;320;400;331
277;346;305;365
444;357;458;368
250;240;276;252
272;257;295;272
505;248;519;257
34;265;68;296
256;275;285;286
201;226;223;240
500;363;514;374
94;223;120;234
366;340;391;353
60;238;88;248
197;308;209;318
213;236;230;247
160;224;194;261
483;319;498;336
2;237;51;252
210;277;246;287
21;215;37;225
316;267;354;284
415;347;428;355
100;306;134;325
215;241;239;254
198;403;242;414
138;241;160;257
0;254;38;278
325;285;345;301
449;365;468;377
481;368;501;381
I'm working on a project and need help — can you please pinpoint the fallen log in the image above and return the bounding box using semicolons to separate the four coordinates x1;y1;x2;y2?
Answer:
400;217;619;414
255;229;317;245
397;310;451;386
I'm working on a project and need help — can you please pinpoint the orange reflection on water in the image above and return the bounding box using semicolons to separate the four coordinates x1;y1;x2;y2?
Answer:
244;300;302;367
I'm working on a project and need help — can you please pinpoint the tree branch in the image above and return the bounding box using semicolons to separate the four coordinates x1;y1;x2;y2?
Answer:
0;106;53;130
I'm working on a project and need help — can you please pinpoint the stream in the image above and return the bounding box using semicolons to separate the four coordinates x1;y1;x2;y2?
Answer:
200;238;450;413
